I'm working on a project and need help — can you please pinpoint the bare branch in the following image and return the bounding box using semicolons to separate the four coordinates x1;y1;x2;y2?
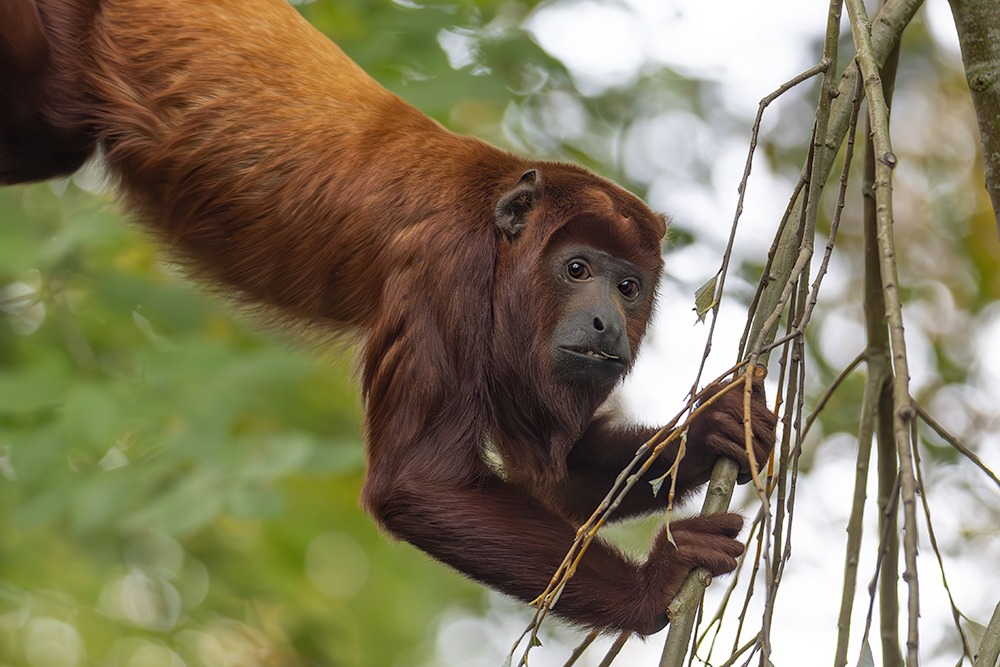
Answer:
947;0;1000;236
974;601;1000;667
845;0;921;662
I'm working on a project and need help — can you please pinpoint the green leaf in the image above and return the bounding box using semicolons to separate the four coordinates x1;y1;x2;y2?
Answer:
650;472;668;497
961;617;987;653
693;273;719;322
857;640;875;667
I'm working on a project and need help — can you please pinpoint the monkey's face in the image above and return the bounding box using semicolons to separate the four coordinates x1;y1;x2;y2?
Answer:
547;243;650;387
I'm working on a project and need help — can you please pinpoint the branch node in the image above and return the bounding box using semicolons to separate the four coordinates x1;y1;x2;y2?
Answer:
968;70;998;93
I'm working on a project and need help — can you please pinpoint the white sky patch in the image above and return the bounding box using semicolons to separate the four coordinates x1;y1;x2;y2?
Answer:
526;1;649;94
975;303;1000;390
438;28;480;70
924;0;963;57
528;0;831;103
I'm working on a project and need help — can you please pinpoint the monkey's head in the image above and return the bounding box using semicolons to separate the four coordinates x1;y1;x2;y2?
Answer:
492;165;666;395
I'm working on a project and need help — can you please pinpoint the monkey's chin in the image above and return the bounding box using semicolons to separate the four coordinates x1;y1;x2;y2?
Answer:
552;347;628;386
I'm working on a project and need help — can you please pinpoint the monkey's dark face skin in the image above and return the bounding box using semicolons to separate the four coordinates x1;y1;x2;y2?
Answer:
548;245;649;386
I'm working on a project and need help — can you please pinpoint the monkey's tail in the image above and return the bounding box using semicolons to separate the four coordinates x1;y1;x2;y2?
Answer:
0;0;97;184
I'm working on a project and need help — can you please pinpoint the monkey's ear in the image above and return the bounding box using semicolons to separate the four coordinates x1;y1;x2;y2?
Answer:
495;169;544;240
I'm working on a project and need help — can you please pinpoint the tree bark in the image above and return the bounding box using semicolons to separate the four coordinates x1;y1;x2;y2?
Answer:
948;0;1000;237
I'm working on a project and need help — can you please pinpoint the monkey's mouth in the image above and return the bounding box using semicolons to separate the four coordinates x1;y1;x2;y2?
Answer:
552;346;630;384
560;347;625;364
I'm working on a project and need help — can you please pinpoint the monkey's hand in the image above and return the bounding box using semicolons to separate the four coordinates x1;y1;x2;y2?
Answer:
682;378;777;485
633;513;744;635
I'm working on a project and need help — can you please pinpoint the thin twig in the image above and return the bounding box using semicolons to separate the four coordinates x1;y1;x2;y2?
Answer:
703;59;828;393
561;629;600;667
802;350;867;442
596;631;631;667
845;0;921;662
833;356;886;666
861;474;903;647
911;420;977;660
833;55;895;665
756;3;849;657
913;401;1000;491
717;634;763;667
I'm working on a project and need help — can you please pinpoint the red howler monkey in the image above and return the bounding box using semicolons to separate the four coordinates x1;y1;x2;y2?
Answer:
0;0;776;634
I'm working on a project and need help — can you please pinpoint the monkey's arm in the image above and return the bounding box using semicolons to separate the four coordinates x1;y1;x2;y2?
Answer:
542;382;776;525
363;443;745;635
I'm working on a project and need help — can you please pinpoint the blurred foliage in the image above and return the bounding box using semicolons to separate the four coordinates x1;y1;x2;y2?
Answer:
0;162;488;664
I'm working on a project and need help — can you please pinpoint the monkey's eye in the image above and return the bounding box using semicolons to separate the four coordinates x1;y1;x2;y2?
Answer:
566;260;592;281
618;279;640;301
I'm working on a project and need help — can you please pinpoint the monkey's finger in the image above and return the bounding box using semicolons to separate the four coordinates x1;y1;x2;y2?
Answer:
702;433;752;472
670;512;744;538
673;538;743;576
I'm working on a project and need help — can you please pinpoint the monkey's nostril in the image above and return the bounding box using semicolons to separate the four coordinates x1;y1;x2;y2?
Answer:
593;317;605;332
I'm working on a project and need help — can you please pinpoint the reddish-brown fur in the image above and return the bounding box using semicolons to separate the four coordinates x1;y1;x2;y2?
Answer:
0;0;776;634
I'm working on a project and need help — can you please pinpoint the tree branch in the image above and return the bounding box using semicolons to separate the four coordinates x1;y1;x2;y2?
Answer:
974;600;1000;667
845;0;922;663
947;0;1000;237
658;1;926;665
